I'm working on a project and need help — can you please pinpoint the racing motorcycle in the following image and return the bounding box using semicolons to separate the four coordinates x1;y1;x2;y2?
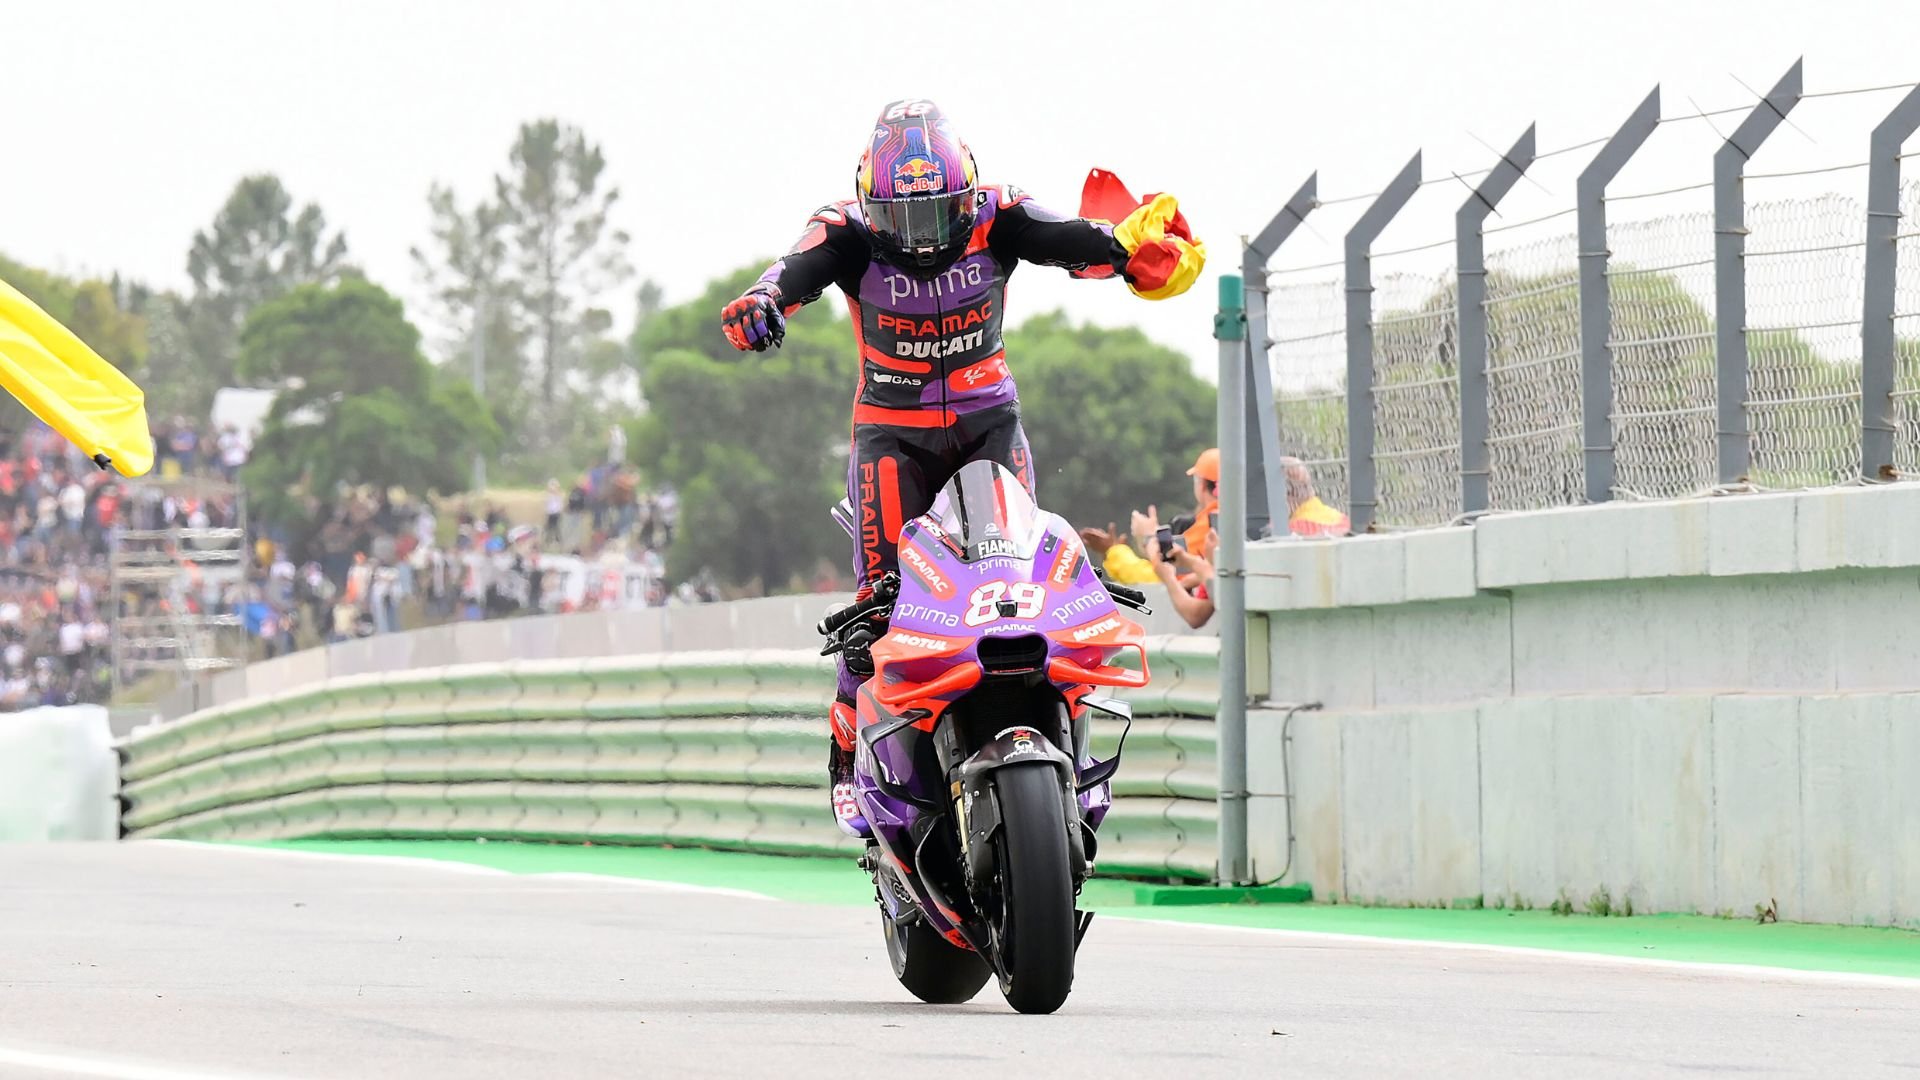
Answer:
821;460;1151;1014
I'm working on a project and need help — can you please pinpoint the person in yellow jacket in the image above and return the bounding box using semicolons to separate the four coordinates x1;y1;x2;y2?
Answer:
1078;521;1161;586
1280;455;1350;537
0;278;152;476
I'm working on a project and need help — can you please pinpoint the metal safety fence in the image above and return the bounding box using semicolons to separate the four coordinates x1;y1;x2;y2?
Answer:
1234;62;1920;533
1892;180;1920;474
115;639;1225;880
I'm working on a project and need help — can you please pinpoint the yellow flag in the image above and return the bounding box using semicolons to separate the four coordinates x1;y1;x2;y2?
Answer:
0;277;153;476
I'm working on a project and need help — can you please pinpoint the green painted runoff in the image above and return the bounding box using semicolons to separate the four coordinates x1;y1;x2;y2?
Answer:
243;840;1920;980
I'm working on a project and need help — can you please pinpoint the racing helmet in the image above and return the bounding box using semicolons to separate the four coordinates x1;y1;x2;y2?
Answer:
856;99;978;271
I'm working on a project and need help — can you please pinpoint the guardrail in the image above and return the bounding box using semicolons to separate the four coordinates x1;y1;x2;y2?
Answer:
146;589;1213;723
118;637;1223;880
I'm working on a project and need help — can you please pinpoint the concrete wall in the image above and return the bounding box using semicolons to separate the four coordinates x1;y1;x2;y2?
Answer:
1244;485;1920;926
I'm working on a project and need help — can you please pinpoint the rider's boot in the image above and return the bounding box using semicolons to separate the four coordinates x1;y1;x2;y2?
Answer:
826;581;887;840
828;694;871;839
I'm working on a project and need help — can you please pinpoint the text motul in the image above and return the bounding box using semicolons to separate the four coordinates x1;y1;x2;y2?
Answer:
1071;616;1122;642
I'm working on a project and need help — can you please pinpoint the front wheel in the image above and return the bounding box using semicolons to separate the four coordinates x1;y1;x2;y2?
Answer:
990;763;1077;1014
883;908;991;1004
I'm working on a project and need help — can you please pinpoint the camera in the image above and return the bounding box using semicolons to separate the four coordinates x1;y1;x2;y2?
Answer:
1159;513;1198;560
1154;525;1175;561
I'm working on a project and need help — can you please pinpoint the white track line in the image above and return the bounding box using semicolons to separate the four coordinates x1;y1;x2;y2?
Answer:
144;840;507;875
0;1043;287;1080
144;840;777;901
526;871;773;901
1103;914;1920;989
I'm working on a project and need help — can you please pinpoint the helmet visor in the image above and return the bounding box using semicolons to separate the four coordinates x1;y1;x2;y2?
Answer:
865;191;973;252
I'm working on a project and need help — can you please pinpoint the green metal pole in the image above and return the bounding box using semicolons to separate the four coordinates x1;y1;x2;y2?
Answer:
1214;274;1250;885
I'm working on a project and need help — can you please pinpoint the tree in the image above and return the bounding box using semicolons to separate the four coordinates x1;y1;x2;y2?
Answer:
0;252;151;437
629;266;849;591
493;120;631;405
0;252;147;373
412;121;635;481
632;278;666;375
237;280;499;529
134;295;203;421
628;266;1218;593
185;175;350;403
410;183;524;401
636;279;665;324
1006;313;1217;532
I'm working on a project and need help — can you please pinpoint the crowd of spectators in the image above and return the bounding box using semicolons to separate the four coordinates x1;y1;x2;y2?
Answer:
218;468;704;670
151;415;251;483
227;458;707;660
0;411;717;714
0;423;222;710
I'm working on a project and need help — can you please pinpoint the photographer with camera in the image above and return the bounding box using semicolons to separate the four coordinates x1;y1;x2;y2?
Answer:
1130;503;1216;628
1128;447;1224;629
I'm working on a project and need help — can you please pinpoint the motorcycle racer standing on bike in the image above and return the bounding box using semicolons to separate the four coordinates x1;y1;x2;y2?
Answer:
720;98;1205;838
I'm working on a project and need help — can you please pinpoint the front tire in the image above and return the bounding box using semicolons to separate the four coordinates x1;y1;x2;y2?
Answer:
883;909;991;1004
990;763;1077;1014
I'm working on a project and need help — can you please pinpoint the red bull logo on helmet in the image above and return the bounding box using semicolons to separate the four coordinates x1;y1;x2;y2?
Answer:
893;156;945;196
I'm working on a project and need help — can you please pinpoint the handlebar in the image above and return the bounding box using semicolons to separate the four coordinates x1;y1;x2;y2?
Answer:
817;573;900;636
1094;567;1153;614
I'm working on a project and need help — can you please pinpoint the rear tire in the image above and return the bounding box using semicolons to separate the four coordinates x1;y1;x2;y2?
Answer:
883;908;991;1004
991;763;1077;1014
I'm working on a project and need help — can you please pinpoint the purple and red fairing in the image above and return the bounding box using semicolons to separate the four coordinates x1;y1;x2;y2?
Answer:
849;463;1146;948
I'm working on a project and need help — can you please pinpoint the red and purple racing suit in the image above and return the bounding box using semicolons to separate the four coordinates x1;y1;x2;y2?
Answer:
746;185;1126;620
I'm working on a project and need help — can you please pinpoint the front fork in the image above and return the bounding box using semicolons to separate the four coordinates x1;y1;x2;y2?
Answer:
862;695;1117;951
952;702;1092;892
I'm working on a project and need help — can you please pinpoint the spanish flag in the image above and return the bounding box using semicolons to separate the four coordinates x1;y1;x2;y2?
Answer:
0;277;152;476
1079;169;1206;301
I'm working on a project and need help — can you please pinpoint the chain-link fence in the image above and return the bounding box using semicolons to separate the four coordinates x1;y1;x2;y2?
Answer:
1485;228;1582;511
1744;191;1867;487
1893;179;1920;477
1247;66;1920;532
1370;262;1460;527
1268;275;1349;513
1607;208;1718;500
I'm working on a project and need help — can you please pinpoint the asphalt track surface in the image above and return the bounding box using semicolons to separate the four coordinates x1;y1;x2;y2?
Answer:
4;844;1919;1079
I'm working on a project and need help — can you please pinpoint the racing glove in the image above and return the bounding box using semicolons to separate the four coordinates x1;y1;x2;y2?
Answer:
1080;169;1207;301
721;288;785;352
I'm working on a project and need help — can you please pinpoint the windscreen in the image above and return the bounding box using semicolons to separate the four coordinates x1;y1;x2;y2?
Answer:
932;460;1042;561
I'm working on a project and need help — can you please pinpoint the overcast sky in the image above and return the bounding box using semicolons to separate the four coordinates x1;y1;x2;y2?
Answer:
5;0;1916;375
